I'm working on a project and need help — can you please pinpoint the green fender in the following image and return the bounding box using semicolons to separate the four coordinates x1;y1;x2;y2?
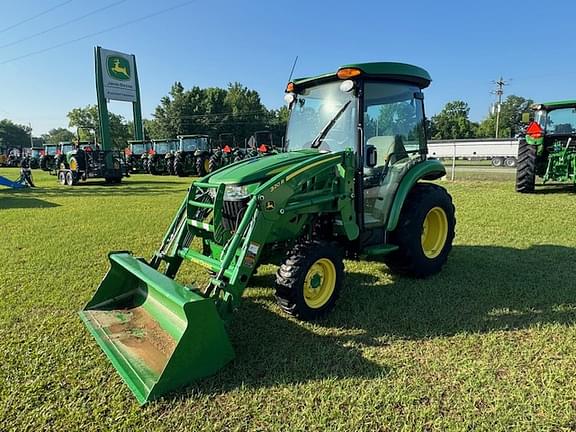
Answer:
385;159;446;232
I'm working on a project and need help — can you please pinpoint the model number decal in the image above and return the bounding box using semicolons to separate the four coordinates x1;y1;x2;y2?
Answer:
269;179;285;192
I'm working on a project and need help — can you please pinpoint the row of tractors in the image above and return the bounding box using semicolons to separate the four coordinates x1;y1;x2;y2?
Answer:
126;131;278;177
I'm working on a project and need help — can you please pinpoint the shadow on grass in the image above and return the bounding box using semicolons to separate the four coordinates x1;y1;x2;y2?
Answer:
164;244;576;400
0;196;60;208
534;183;576;194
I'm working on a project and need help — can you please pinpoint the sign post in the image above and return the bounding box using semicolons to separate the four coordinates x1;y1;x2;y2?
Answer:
94;46;144;151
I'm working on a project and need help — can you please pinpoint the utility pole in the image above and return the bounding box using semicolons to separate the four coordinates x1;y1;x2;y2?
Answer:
491;77;509;138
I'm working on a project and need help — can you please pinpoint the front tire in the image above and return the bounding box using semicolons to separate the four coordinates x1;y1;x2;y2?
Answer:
384;183;455;278
208;156;219;172
275;241;344;321
515;139;536;193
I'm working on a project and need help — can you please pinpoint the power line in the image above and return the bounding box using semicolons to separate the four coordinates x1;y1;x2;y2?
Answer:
0;0;197;65
0;0;128;50
0;0;75;34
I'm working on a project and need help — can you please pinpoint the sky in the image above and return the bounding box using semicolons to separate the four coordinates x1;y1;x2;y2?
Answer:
1;0;575;136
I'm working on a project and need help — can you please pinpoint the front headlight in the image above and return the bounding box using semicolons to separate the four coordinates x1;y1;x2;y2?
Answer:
224;185;250;200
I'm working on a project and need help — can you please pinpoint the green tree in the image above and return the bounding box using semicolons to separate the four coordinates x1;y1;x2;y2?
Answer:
67;105;131;148
41;127;75;144
477;95;533;138
430;101;477;139
0;119;31;150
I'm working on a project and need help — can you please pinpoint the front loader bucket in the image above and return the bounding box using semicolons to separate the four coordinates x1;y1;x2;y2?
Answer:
79;252;234;404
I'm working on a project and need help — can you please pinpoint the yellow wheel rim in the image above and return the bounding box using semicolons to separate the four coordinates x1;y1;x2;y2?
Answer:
303;258;336;309
204;159;210;172
70;158;78;171
421;207;448;259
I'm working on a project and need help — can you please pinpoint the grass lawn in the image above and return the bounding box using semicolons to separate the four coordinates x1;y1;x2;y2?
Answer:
2;167;576;431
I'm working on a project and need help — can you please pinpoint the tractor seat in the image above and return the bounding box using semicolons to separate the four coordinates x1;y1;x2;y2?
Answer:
366;135;408;166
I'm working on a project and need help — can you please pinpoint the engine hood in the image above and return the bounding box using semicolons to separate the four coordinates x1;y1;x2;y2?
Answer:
207;149;323;185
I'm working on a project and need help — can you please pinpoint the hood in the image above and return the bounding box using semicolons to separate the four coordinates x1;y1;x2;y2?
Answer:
208;149;322;185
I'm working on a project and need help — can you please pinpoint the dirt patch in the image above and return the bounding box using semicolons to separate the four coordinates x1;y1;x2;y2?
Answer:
89;307;178;375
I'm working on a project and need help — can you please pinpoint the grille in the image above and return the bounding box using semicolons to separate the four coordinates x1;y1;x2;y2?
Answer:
222;198;250;231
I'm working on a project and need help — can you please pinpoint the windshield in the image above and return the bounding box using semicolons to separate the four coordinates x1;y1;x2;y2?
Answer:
537;108;576;134
155;143;172;154
61;144;74;153
285;81;356;152
131;143;147;154
31;149;41;157
45;145;57;155
181;137;208;152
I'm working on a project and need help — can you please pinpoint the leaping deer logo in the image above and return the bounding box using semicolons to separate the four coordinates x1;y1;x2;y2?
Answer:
110;58;130;79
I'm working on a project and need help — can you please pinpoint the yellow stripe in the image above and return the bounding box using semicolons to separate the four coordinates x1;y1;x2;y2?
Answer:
286;155;341;181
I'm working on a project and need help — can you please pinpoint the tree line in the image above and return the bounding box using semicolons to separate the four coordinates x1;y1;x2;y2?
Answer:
429;95;533;140
0;87;532;151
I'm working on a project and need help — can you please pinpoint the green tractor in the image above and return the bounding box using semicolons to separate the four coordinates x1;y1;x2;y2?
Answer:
148;139;178;175
173;134;212;177
208;133;245;171
516;100;576;192
57;141;124;186
244;130;278;158
27;146;44;169
80;62;455;404
126;140;152;174
39;144;58;171
54;141;75;170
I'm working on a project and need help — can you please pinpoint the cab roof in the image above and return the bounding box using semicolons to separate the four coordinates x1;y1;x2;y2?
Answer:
292;62;432;89
533;100;576;110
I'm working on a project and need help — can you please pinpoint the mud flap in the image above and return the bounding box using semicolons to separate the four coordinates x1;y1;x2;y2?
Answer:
79;252;235;404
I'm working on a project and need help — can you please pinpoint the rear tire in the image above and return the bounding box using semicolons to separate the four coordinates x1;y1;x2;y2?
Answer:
275;241;344;321
196;156;208;177
208;156;219;172
384;183;455;278
515;139;536;193
174;159;186;177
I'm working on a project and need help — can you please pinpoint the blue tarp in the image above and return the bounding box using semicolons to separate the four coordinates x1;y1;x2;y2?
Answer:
0;175;26;189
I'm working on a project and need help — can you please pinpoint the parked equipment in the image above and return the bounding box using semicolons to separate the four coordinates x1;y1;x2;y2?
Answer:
80;62;455;404
173;135;212;177
54;142;75;171
244;130;278;158
58;137;124;186
125;140;152;173
39;144;58;171
208;133;244;171
516;101;576;192
27;146;44;169
148;139;178;175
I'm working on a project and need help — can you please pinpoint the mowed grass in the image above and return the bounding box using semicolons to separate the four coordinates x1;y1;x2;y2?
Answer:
2;167;576;431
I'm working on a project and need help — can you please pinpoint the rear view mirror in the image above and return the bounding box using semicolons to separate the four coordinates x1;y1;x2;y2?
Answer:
366;145;377;167
521;112;531;124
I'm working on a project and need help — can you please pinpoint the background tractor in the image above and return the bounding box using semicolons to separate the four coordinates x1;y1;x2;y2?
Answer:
125;140;152;173
516;101;576;192
54;141;75;170
173;134;212;177
26;146;44;169
80;62;455;404
244;130;278;158
208;133;245;171
39;144;58;172
148;139;178;175
58;139;124;186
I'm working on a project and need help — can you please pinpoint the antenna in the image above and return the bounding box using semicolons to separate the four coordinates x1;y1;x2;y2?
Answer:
287;56;299;83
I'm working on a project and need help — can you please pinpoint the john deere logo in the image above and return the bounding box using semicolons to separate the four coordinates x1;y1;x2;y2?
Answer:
107;56;131;80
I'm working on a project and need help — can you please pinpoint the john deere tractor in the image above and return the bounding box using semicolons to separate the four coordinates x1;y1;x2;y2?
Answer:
148;139;178;175
58;141;124;186
126;140;152;174
80;62;455;404
54;141;75;170
208;133;245;171
39;144;58;171
173;134;212;177
244;130;278;158
516;101;576;192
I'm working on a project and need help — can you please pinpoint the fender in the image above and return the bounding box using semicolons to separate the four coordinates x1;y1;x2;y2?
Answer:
386;159;446;232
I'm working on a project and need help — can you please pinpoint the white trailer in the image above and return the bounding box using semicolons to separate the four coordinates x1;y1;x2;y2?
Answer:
428;139;519;167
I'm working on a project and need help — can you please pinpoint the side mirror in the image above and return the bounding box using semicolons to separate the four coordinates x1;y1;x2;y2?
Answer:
366;145;377;168
521;112;531;124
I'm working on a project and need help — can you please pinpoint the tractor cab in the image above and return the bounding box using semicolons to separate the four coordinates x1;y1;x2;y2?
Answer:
148;139;178;175
126;140;152;173
246;130;276;156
